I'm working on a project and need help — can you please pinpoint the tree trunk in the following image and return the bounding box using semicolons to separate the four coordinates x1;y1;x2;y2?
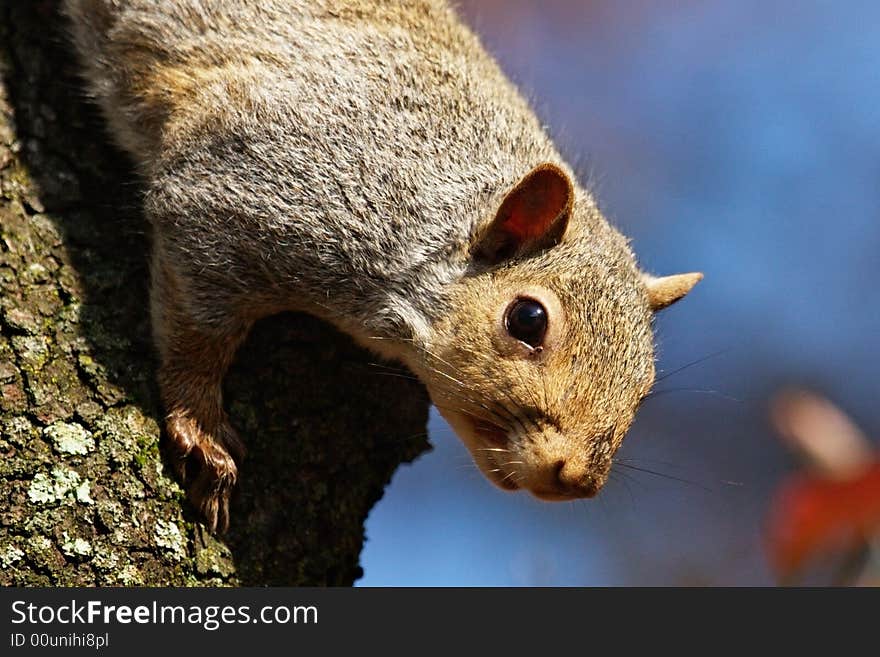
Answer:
0;0;430;586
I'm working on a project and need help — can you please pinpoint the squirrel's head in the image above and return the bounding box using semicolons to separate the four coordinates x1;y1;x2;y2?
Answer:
415;163;701;501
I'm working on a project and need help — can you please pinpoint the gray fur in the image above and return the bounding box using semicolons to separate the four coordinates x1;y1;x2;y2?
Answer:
64;0;566;341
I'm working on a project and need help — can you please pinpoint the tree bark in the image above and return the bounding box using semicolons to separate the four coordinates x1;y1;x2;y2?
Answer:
0;0;430;586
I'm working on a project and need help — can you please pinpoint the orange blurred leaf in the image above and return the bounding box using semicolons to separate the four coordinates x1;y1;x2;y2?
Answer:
766;460;880;579
771;389;873;478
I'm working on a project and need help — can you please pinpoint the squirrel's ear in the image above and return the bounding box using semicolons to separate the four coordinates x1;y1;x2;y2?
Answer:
472;163;574;265
643;272;703;311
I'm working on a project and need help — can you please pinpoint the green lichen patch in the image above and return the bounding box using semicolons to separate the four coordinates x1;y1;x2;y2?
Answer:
11;334;50;374
194;530;236;577
154;519;187;562
27;466;93;506
2;414;35;447
60;531;92;559
91;546;120;572
43;420;95;455
25;535;61;566
115;563;145;586
0;543;24;567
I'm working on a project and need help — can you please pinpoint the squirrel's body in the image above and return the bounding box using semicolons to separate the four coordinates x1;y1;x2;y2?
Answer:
64;0;702;530
67;0;561;343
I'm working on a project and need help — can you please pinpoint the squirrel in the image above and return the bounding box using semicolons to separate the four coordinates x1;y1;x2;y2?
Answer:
62;0;702;532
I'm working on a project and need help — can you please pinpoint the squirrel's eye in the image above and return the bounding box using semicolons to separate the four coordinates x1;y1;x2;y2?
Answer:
505;298;548;348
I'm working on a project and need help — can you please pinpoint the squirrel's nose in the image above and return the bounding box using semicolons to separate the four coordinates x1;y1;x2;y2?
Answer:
554;459;600;497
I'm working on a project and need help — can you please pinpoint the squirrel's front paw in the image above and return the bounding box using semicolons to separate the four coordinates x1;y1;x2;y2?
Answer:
166;413;245;533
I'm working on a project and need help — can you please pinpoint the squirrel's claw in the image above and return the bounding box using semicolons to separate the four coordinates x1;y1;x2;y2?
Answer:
166;413;243;534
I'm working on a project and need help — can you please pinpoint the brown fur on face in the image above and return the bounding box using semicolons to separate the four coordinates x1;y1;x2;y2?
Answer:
414;195;657;501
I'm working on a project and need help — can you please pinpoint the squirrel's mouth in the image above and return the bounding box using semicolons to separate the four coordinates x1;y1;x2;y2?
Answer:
465;417;520;490
472;419;508;447
441;407;610;500
487;465;520;491
432;406;520;490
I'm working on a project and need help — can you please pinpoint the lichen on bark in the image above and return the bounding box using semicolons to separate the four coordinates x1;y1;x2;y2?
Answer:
0;0;430;586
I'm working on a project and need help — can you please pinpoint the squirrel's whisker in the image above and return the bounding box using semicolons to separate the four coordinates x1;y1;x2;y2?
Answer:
644;387;742;404
614;462;712;492
654;349;730;384
500;470;519;484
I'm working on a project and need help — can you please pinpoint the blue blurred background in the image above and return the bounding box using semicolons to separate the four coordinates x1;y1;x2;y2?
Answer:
359;0;880;585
